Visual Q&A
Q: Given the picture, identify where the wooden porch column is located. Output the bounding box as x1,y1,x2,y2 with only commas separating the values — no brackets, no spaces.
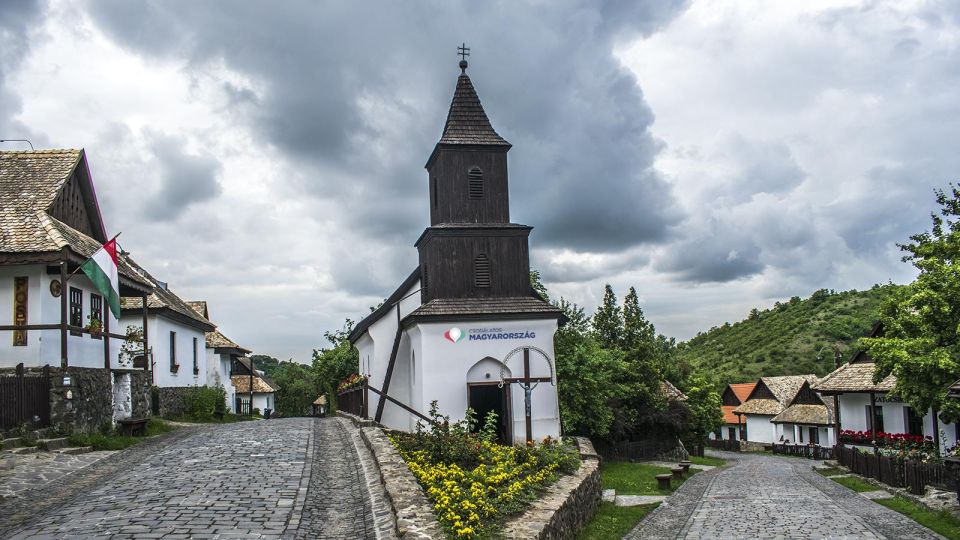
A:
60,248,68,369
869,391,877,441
103,305,111,369
933,405,941,455
142,293,151,384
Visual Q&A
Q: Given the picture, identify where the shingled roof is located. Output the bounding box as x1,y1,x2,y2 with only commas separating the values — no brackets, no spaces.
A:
771,402,836,426
437,74,511,147
0,149,150,289
404,297,562,323
811,362,896,394
119,256,215,332
186,300,252,354
231,374,278,394
660,380,688,402
734,375,818,417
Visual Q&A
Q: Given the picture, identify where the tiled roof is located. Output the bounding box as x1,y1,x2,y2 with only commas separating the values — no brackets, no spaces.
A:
185,300,251,354
811,362,896,393
771,402,835,426
119,256,215,331
406,297,562,320
313,395,327,406
231,374,278,393
40,213,151,288
729,383,756,404
949,379,960,400
0,149,82,253
660,381,688,402
734,398,782,416
437,75,510,147
722,405,742,425
185,300,208,319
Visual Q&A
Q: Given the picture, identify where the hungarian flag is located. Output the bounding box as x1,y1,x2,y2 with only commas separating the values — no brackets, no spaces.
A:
81,238,121,319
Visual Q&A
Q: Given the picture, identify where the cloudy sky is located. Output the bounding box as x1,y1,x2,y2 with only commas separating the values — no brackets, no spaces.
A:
3,0,957,361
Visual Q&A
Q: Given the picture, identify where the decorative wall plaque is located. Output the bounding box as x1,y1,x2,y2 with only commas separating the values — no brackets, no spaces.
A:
49,279,62,297
13,276,27,346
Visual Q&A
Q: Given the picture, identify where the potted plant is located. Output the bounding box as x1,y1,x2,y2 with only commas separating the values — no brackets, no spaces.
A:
85,315,102,338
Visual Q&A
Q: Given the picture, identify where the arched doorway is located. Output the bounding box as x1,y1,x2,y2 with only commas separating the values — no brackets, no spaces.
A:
466,357,512,444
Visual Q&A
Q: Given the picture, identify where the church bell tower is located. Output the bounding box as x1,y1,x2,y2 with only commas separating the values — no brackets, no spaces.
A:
417,52,533,303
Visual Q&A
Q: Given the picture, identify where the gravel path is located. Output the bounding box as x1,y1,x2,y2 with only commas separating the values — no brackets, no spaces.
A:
625,451,944,539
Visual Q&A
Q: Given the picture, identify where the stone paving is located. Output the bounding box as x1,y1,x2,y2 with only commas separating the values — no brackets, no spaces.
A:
0,450,116,501
0,418,391,539
626,451,944,539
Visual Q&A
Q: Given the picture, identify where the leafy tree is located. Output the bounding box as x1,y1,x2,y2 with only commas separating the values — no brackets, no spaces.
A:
530,270,550,302
312,319,360,408
271,362,320,416
592,284,622,349
863,186,960,421
678,373,723,448
250,354,281,380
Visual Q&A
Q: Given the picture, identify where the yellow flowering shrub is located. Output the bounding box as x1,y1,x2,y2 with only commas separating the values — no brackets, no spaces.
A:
390,403,580,538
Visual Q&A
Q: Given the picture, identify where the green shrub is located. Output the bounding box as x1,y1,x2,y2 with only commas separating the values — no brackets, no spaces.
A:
181,386,228,421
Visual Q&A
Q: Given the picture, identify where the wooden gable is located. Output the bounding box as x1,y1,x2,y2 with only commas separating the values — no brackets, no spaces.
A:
721,386,742,406
788,381,824,406
746,379,776,401
47,154,106,242
851,322,884,364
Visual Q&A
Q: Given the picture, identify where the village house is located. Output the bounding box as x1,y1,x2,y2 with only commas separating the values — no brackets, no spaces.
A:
813,324,958,454
733,374,818,446
347,58,563,444
119,257,216,417
230,356,278,416
187,300,250,414
714,382,756,442
0,149,154,431
771,379,836,446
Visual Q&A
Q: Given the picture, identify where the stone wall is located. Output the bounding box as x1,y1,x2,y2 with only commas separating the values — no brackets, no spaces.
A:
597,436,690,462
129,370,152,419
501,437,602,539
337,411,445,539
156,386,197,418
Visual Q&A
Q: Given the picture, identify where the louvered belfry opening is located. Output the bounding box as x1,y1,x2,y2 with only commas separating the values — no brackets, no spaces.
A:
474,254,491,288
468,167,483,199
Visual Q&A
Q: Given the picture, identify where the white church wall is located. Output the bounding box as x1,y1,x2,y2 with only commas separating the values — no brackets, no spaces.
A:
412,318,561,445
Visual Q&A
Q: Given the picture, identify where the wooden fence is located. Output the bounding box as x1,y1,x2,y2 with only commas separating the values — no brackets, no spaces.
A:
706,438,741,452
0,363,50,431
337,383,367,418
772,443,834,460
836,445,948,494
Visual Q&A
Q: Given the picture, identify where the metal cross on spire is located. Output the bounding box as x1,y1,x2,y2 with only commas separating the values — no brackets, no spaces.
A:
458,42,470,73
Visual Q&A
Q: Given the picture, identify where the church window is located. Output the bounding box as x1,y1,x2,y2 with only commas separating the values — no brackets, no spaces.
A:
474,254,491,288
468,167,483,199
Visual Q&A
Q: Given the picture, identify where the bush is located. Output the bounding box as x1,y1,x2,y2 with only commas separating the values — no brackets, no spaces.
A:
182,386,228,421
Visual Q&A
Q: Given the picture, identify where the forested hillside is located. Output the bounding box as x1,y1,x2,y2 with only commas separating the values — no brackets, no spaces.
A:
676,284,901,385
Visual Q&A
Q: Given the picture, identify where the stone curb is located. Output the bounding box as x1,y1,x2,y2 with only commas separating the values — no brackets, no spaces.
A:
338,412,445,539
500,436,602,539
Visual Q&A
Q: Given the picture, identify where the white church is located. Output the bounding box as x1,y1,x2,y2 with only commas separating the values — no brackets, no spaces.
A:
348,56,563,444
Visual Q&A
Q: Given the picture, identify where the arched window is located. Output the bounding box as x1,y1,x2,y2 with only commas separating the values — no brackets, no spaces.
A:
468,167,483,199
474,254,490,288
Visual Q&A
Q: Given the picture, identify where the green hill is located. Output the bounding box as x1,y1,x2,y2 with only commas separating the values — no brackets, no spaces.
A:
676,284,902,385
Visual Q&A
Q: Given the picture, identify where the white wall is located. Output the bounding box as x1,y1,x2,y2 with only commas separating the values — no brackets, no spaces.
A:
205,349,237,412
120,313,206,388
745,414,776,444
0,264,123,369
838,392,958,453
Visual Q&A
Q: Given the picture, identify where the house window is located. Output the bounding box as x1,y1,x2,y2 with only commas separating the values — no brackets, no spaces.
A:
170,331,178,372
866,405,884,433
906,406,924,436
727,427,736,440
799,427,804,443
474,254,490,288
468,167,483,199
69,287,83,333
193,337,199,375
90,294,103,339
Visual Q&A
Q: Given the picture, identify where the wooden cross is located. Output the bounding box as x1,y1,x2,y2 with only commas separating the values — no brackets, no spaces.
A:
502,348,552,443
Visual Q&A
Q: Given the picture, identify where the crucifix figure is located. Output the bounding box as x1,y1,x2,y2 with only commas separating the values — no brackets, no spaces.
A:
500,347,553,443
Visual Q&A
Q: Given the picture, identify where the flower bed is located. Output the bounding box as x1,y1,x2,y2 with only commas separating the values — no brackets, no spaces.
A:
390,403,580,538
337,373,366,393
839,430,938,461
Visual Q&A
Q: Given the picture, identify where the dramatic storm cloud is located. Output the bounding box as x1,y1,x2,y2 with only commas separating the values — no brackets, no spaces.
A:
4,0,959,358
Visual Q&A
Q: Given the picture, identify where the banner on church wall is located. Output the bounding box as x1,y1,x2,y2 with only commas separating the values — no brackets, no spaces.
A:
444,326,537,343
13,276,27,346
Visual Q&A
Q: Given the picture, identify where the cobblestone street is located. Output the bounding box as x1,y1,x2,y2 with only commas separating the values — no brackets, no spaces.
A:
628,452,943,539
0,418,389,539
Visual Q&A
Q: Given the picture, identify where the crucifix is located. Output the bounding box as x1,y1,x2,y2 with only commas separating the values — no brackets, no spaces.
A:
500,347,553,443
458,42,470,73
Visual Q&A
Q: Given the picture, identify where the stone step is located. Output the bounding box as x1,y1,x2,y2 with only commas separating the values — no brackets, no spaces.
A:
7,445,40,455
52,446,93,455
37,437,69,451
0,437,23,450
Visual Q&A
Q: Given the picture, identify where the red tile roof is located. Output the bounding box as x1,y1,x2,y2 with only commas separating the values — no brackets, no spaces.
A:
722,382,757,424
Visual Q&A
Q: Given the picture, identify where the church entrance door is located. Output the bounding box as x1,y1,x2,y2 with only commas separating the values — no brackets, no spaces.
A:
467,383,511,444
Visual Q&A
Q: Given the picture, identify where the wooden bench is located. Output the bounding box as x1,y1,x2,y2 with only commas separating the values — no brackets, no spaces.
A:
655,474,672,490
117,417,149,437
671,467,685,480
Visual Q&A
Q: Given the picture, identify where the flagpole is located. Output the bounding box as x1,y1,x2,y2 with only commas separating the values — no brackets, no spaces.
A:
63,232,121,283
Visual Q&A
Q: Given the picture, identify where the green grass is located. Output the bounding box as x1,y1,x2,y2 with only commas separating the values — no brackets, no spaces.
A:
876,496,960,539
576,502,659,540
67,419,176,451
831,475,880,493
689,455,726,467
815,467,845,477
601,462,692,495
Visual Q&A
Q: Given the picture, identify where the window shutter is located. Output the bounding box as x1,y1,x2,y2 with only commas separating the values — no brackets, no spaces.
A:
468,167,483,199
474,254,490,288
